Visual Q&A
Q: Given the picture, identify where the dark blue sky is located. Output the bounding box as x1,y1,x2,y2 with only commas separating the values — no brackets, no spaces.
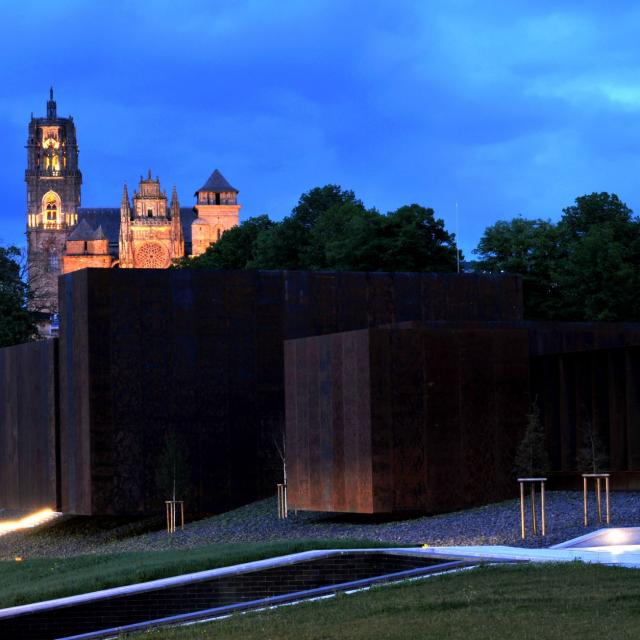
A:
2,1,640,257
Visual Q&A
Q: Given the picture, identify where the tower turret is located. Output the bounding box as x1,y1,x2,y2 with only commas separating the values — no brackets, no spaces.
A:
170,186,185,258
118,184,134,268
47,87,56,119
191,169,241,256
26,89,83,318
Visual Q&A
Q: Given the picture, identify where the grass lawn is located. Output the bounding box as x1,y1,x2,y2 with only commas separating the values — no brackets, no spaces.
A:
0,539,392,609
131,562,640,640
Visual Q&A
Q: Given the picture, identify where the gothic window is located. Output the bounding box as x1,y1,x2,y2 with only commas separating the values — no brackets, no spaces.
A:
217,228,222,241
147,208,153,217
42,190,61,226
47,250,60,273
135,242,170,268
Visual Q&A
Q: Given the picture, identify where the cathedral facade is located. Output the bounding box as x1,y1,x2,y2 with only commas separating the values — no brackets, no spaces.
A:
26,90,240,318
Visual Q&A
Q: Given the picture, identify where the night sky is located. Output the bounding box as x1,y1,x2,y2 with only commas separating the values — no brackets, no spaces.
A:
2,1,639,257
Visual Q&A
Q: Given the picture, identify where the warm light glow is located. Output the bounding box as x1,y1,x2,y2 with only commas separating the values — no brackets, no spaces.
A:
604,529,631,545
0,508,59,536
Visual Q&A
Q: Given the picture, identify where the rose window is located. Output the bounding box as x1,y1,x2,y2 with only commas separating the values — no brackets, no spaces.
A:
135,242,170,268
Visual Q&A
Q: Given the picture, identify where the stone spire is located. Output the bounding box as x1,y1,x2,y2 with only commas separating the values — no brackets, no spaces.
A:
47,86,57,119
170,186,184,257
120,183,131,220
119,183,134,268
170,185,180,218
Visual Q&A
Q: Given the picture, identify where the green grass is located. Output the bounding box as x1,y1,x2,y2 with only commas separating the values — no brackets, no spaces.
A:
0,539,392,609
130,562,640,640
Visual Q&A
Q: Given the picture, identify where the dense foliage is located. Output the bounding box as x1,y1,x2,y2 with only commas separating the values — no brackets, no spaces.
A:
178,185,460,272
474,192,640,320
0,245,37,347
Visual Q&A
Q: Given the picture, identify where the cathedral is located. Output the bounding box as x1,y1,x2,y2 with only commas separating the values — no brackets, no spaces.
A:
26,90,241,322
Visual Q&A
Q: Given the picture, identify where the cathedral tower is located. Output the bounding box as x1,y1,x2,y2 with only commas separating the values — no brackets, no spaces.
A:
26,88,82,314
118,172,184,268
191,169,241,256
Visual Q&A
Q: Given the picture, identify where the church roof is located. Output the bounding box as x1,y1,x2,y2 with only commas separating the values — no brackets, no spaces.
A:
93,225,107,240
77,209,120,243
67,219,96,241
77,207,198,245
195,169,238,194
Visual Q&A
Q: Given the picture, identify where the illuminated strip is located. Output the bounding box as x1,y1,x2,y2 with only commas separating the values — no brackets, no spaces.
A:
0,508,59,536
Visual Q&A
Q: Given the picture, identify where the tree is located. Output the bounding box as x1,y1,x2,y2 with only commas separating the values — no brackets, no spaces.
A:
155,431,190,502
250,185,361,270
315,203,384,271
576,415,608,474
377,204,459,272
554,193,640,321
177,185,460,274
474,192,640,321
560,192,635,240
513,401,550,478
0,245,37,348
474,217,561,319
175,215,274,269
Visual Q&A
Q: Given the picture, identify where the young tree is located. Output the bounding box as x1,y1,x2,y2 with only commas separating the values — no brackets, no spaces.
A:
513,401,550,478
576,416,608,474
155,431,190,502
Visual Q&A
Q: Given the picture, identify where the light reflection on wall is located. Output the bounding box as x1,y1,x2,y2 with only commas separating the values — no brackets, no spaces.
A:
0,508,59,536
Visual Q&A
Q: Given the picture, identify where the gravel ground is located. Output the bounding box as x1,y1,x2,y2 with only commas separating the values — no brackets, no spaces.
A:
2,491,640,560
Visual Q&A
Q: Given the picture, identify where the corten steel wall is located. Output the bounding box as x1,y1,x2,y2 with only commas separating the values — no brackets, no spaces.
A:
285,325,530,514
532,345,640,477
57,269,522,515
0,340,59,510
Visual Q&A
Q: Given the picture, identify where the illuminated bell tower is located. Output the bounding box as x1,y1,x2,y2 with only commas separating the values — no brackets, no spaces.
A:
26,88,82,316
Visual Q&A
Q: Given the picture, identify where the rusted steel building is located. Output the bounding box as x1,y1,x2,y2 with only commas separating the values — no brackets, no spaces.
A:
285,322,640,514
2,267,640,516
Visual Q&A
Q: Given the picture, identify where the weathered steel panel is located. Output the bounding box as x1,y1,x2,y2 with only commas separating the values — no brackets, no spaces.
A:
286,324,530,514
54,269,523,515
0,340,58,510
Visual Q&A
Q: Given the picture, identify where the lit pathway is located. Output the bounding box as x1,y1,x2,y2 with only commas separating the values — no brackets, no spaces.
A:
418,527,640,568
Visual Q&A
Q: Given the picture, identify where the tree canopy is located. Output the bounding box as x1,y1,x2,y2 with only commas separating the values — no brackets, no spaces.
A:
0,246,37,347
474,192,640,321
178,185,460,273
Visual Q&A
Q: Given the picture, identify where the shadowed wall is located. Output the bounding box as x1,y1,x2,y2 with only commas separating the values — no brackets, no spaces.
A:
285,325,530,513
57,269,522,515
286,321,640,514
0,340,58,510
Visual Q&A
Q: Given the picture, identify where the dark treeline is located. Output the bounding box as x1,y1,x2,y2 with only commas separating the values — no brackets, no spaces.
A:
3,187,640,348
179,186,640,322
175,185,460,273
473,192,640,321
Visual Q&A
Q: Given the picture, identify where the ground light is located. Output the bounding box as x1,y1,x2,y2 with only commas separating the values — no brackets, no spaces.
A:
0,508,60,536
